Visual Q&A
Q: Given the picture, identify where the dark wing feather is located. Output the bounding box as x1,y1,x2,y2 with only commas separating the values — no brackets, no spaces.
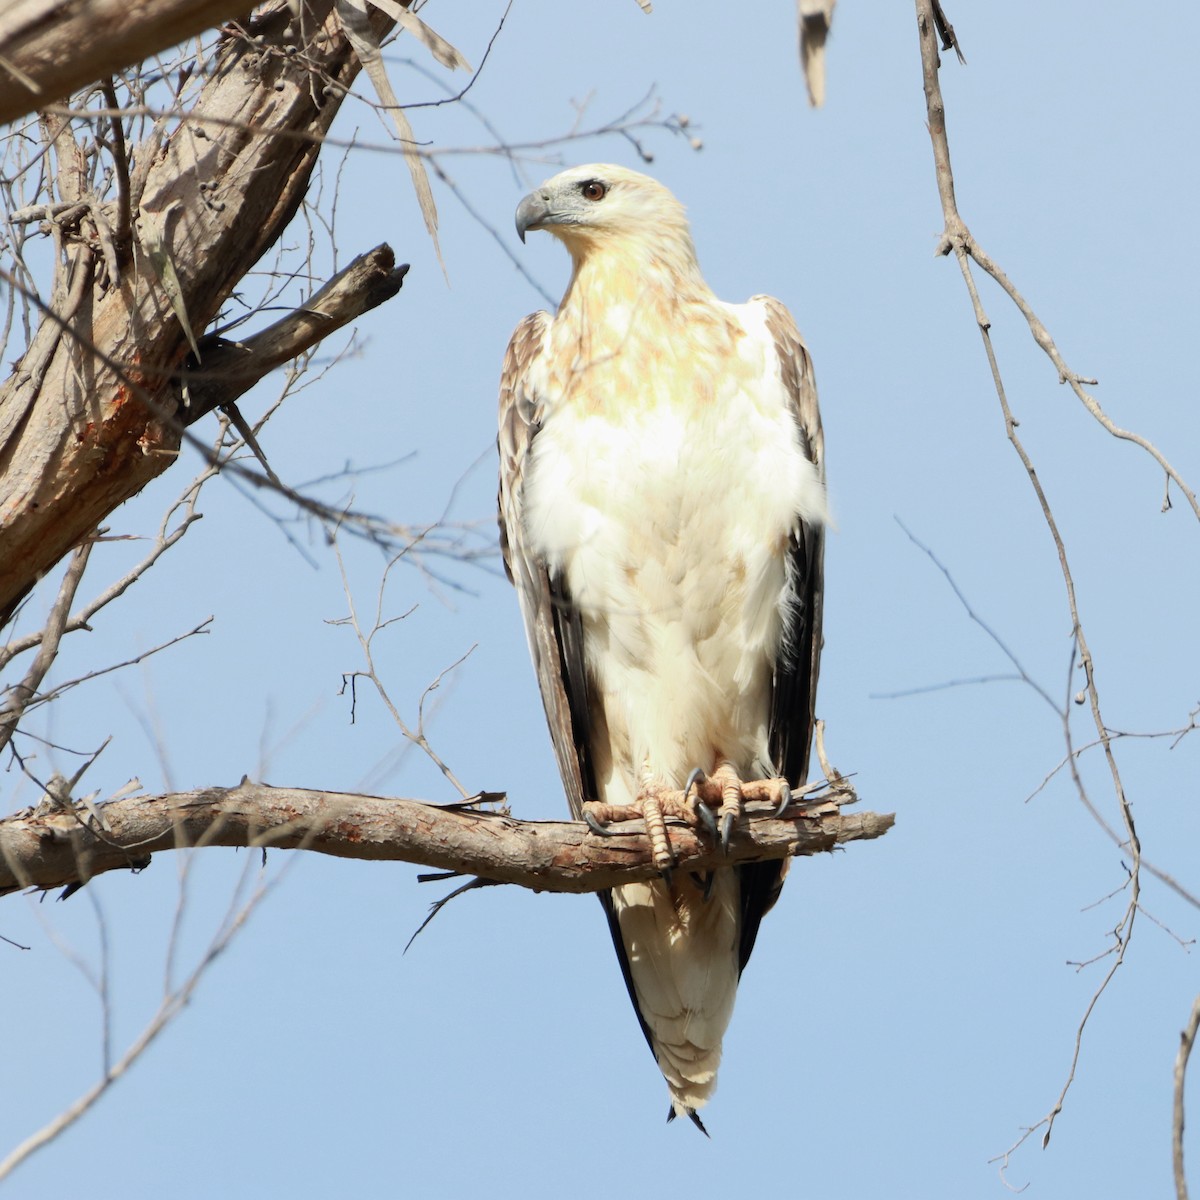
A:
760,295,825,789
498,312,596,815
736,296,826,975
497,311,655,1054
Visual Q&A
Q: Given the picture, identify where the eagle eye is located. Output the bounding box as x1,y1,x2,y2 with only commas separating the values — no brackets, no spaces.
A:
580,180,608,202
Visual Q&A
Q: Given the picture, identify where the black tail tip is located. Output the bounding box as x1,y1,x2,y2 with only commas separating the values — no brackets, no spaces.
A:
666,1103,710,1137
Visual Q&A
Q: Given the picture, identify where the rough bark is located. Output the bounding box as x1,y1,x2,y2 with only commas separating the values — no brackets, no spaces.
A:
0,0,255,127
0,781,894,896
0,0,396,625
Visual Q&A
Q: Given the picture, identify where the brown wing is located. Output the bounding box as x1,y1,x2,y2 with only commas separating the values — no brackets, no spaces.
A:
497,311,598,818
498,312,656,1055
736,295,826,973
759,294,825,790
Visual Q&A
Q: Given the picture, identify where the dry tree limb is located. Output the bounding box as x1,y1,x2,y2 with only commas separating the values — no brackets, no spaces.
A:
0,0,253,127
797,0,836,108
179,244,409,423
0,780,892,897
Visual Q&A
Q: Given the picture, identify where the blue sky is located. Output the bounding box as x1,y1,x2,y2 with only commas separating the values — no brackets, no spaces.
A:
3,2,1199,1197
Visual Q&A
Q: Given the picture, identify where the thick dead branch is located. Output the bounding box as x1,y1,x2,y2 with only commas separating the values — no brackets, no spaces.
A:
0,0,251,127
0,0,399,626
181,245,409,423
0,781,893,896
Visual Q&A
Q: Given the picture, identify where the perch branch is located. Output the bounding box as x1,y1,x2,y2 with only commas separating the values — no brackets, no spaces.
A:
0,780,892,897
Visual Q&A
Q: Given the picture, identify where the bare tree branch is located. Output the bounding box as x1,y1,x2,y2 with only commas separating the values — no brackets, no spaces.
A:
1176,991,1200,1200
0,780,891,897
179,243,409,423
0,0,255,127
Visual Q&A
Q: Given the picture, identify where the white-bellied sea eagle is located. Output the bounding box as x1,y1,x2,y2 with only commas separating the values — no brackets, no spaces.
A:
497,164,826,1130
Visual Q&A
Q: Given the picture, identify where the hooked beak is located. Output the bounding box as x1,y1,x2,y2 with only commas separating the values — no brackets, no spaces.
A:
515,191,552,244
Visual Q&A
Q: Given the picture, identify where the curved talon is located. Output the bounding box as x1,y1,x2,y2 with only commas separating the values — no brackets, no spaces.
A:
584,811,618,838
684,766,707,799
774,781,793,818
696,801,718,838
660,867,674,889
719,810,735,852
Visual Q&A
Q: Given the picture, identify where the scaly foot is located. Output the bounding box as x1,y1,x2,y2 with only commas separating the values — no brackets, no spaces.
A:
581,767,798,872
582,781,704,879
683,764,795,850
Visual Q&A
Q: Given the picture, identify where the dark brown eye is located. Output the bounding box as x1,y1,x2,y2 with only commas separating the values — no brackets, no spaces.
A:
580,180,607,202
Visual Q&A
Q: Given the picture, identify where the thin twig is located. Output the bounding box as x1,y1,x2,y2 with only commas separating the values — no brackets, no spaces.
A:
1175,991,1200,1200
0,539,94,756
0,463,214,672
99,78,131,262
0,856,273,1183
893,516,1059,714
333,535,473,798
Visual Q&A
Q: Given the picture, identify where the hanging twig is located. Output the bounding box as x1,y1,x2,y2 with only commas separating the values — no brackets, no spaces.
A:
911,0,1162,1169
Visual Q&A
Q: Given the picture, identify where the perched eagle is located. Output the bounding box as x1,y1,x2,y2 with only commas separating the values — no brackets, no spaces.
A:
497,165,826,1128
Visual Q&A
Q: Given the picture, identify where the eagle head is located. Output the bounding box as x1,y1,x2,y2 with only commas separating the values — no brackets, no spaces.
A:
514,164,692,255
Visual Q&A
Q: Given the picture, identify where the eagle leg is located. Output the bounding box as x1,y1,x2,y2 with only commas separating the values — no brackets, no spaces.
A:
581,782,701,878
639,786,673,875
693,764,793,850
678,762,747,850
